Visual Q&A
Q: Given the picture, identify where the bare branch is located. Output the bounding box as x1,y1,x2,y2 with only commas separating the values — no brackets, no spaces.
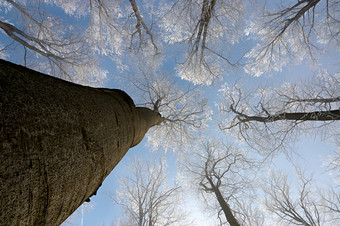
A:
128,0,159,53
111,157,189,225
245,0,339,76
219,72,340,154
230,106,340,123
183,140,256,225
263,169,339,225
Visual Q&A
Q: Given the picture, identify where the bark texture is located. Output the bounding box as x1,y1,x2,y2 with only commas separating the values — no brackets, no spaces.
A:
0,59,161,225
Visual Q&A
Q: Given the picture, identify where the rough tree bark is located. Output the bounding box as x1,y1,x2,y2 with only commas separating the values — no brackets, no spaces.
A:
0,59,163,225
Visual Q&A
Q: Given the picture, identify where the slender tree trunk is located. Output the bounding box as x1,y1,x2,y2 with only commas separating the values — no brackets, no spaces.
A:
0,59,162,225
214,187,240,226
207,179,240,226
148,204,153,226
138,204,144,226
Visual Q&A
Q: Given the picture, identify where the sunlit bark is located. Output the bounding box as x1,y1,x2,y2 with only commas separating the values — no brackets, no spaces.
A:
0,59,161,225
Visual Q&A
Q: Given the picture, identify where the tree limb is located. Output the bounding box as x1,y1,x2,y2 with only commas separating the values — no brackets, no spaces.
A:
231,105,340,123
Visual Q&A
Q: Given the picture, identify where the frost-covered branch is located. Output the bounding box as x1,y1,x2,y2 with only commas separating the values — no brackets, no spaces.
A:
190,0,217,58
159,0,244,85
323,140,340,184
122,57,210,151
245,0,339,76
128,0,159,53
1,0,108,84
319,187,340,217
219,72,340,154
229,105,340,123
0,0,163,83
111,157,189,226
262,169,340,225
182,140,260,225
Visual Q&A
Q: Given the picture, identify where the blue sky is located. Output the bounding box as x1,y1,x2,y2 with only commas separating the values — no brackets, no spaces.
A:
61,131,338,225
1,0,339,225
59,48,339,226
62,140,182,226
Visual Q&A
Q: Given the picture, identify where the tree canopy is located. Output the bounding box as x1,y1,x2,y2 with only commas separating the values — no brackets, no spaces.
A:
0,0,339,225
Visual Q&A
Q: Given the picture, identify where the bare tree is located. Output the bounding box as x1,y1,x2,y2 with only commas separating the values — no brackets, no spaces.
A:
182,140,262,226
323,138,340,184
127,0,159,53
181,139,339,225
159,0,245,84
262,169,340,225
219,72,340,154
319,186,340,220
0,0,161,83
2,0,338,84
111,157,188,226
245,0,340,76
120,55,211,151
0,0,109,84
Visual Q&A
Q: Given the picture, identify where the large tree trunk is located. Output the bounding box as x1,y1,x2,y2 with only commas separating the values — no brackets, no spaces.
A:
0,59,162,225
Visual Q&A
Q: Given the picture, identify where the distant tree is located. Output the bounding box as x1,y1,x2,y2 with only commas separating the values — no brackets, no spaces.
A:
219,71,340,154
244,0,340,76
127,0,160,53
0,0,248,85
0,0,160,83
183,140,262,226
121,55,210,151
0,0,106,84
262,169,340,225
2,0,339,84
159,0,245,85
111,157,188,226
182,139,340,225
62,202,93,225
323,138,340,183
